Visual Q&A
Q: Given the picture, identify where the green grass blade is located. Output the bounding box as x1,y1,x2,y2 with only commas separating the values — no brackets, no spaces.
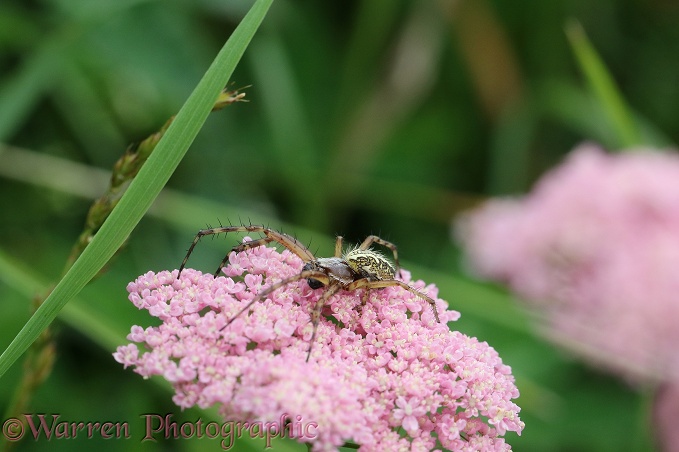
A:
0,0,273,379
566,20,642,149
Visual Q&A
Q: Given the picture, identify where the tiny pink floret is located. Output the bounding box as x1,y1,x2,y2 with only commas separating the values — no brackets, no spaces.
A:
115,240,523,451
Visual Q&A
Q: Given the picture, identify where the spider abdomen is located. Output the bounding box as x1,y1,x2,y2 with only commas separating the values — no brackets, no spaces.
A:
344,249,395,281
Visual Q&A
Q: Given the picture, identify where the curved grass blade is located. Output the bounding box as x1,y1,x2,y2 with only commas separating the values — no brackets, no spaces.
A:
0,0,274,379
566,20,642,149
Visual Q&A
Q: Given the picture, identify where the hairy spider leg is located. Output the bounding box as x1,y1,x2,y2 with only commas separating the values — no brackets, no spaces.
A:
213,236,276,276
334,235,344,257
219,269,331,334
358,235,401,276
306,283,341,362
178,225,315,277
346,278,440,323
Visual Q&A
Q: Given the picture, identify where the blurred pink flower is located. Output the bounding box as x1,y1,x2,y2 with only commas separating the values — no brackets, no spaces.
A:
114,239,523,451
653,382,679,452
458,143,679,383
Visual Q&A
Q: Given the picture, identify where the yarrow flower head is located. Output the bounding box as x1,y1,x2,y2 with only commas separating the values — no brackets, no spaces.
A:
458,143,679,383
115,239,524,451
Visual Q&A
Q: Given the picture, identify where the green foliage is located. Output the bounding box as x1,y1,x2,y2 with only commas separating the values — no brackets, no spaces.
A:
0,0,273,378
1,0,676,450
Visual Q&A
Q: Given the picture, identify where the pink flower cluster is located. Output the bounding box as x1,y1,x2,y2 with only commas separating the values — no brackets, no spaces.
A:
458,143,679,383
114,239,524,451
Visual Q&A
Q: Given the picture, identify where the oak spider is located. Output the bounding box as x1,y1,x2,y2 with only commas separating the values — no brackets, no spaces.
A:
178,225,441,361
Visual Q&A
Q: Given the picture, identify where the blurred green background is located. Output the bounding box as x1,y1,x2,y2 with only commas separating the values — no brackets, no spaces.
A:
1,0,677,450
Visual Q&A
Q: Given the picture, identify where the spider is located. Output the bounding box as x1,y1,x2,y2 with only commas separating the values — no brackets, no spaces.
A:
178,225,441,361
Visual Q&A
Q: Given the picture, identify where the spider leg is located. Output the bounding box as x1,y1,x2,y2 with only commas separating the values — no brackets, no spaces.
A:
358,235,401,277
346,278,440,323
220,270,330,331
178,225,316,277
355,288,371,320
213,236,275,277
306,282,341,362
334,236,344,258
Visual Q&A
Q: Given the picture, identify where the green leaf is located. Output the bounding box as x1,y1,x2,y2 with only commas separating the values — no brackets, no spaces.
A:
0,0,274,379
565,20,642,149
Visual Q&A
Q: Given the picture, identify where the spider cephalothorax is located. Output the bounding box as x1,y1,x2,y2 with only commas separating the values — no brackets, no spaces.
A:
302,249,394,289
178,225,441,361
